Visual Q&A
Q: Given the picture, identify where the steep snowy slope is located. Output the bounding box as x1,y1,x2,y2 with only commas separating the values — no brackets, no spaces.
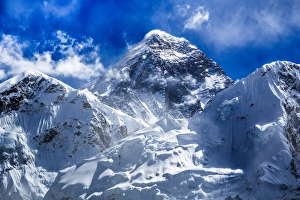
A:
0,71,144,200
189,61,300,199
86,30,232,123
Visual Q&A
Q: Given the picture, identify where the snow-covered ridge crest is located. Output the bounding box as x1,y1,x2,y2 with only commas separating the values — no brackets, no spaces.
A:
144,29,187,43
249,60,300,79
144,29,172,38
0,70,74,93
262,60,298,72
118,29,197,65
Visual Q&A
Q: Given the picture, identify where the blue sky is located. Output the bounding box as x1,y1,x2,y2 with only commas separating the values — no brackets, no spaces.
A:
0,0,300,88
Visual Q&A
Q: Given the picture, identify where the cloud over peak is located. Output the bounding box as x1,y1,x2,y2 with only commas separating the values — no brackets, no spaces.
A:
184,6,209,30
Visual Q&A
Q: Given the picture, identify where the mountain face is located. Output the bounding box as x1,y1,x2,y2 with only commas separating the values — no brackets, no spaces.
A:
86,30,233,123
0,71,144,199
1,30,300,200
189,61,300,198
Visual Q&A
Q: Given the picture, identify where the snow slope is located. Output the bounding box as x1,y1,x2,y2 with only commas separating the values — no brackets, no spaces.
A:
0,71,144,199
86,30,232,123
45,117,244,200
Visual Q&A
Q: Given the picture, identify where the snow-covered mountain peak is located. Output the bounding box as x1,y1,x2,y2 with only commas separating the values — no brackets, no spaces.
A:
144,29,174,39
262,60,297,72
132,29,200,61
189,60,300,199
87,30,233,121
0,70,74,94
143,29,187,48
250,60,300,77
17,70,45,78
0,71,73,115
263,61,300,88
0,70,146,199
243,60,300,94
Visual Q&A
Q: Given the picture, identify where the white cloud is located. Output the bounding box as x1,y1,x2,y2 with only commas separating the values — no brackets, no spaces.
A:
55,30,69,43
105,68,129,82
0,70,6,80
184,6,209,30
198,1,300,50
184,74,197,86
0,31,104,83
254,10,284,36
177,4,191,17
56,55,103,80
43,0,79,17
0,35,53,75
123,32,133,50
152,0,300,51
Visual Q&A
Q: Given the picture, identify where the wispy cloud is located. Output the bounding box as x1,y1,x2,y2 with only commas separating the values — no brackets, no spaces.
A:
43,0,80,18
0,31,104,83
0,70,6,80
199,1,300,50
150,0,300,51
184,6,209,30
177,4,191,17
122,32,133,50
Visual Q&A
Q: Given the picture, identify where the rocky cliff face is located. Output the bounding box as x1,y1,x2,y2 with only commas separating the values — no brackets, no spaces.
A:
86,30,233,123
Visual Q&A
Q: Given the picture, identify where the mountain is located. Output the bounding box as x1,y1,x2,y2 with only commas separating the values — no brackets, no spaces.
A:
85,30,233,123
2,30,300,200
45,61,300,200
0,71,144,199
189,61,300,198
0,30,233,200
